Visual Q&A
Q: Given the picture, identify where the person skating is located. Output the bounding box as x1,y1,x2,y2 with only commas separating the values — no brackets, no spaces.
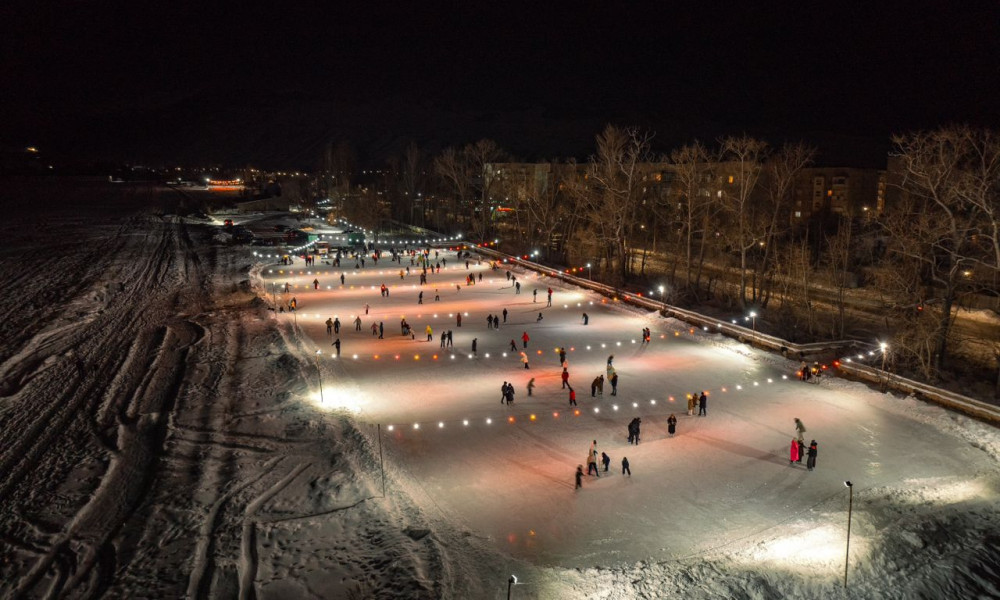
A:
575,465,584,490
446,330,453,347
789,438,800,465
667,414,677,436
527,378,535,396
502,308,508,323
568,387,577,406
610,372,619,396
794,418,807,443
520,352,530,369
371,322,378,336
533,289,537,303
500,381,508,404
418,291,423,304
561,368,570,389
333,318,340,334
582,312,589,325
332,338,341,356
591,375,602,397
807,441,818,471
547,288,553,306
601,451,611,472
326,318,333,336
522,331,529,348
457,313,462,327
440,332,447,348
698,391,707,416
487,314,494,328
559,348,567,364
622,456,631,476
587,451,600,477
354,315,362,331
425,324,433,341
797,439,805,464
379,322,384,339
472,338,477,356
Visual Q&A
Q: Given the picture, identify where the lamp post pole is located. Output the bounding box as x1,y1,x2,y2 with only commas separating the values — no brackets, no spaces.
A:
749,311,757,347
507,575,517,600
315,350,324,404
844,481,854,588
587,263,592,280
880,343,889,392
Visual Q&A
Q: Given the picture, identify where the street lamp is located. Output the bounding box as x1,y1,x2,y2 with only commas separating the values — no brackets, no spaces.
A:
315,350,325,404
586,263,592,280
658,285,665,303
749,311,757,347
508,575,517,600
879,342,889,392
844,481,854,588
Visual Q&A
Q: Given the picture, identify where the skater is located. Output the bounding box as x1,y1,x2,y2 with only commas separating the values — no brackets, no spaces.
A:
500,381,508,404
610,373,619,396
622,456,631,476
365,303,369,315
379,322,384,339
521,352,530,369
794,418,807,443
332,338,341,356
698,391,707,416
601,451,610,472
440,332,447,348
502,308,508,323
807,440,818,471
587,451,600,477
326,318,333,336
568,387,577,406
505,384,515,406
354,315,362,331
340,273,345,285
515,281,521,294
426,324,433,341
418,291,423,304
472,338,478,355
561,368,570,389
533,289,537,303
797,439,805,463
546,287,553,307
559,348,567,364
582,312,589,325
446,330,453,347
457,313,462,327
527,378,535,396
667,414,677,436
313,278,319,290
591,375,601,397
575,465,583,490
434,290,440,301
510,339,517,352
607,354,614,367
789,438,800,465
487,314,494,328
371,322,378,336
333,318,341,334
536,312,543,322
687,392,696,416
522,331,529,349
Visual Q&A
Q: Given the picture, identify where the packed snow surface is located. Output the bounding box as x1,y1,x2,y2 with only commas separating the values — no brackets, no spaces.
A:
1,200,999,599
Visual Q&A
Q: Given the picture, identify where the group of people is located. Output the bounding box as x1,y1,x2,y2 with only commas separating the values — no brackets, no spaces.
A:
577,439,630,489
790,418,819,470
686,391,708,416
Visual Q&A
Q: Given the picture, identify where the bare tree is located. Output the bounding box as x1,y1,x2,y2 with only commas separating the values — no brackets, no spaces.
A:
584,125,654,286
670,141,714,299
718,135,770,309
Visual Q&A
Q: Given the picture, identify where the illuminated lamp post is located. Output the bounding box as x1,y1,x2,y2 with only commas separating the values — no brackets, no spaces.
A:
879,342,889,392
507,575,517,599
315,350,325,404
749,311,757,347
844,481,854,588
586,263,592,280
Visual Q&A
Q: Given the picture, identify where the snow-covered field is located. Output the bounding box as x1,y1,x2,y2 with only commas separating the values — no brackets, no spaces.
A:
1,190,999,599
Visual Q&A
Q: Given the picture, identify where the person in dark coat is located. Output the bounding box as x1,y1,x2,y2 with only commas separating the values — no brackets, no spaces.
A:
601,452,611,472
333,318,341,334
332,338,341,356
575,465,584,489
807,441,818,471
698,392,707,416
622,456,631,476
797,440,805,463
591,376,602,397
610,372,619,396
633,418,641,444
667,414,677,436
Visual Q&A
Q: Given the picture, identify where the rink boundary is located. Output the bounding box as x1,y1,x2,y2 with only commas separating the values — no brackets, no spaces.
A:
473,247,1000,426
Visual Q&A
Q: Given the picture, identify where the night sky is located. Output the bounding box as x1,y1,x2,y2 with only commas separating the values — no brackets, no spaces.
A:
3,2,999,167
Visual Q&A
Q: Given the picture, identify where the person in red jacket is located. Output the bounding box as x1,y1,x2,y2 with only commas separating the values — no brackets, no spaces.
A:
561,368,570,389
522,331,530,348
789,438,800,465
568,387,577,406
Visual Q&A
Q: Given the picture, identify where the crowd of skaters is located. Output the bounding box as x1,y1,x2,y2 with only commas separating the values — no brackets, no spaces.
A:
271,243,827,494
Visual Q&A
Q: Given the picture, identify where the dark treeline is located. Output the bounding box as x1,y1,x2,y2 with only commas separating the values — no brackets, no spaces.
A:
303,126,1000,396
